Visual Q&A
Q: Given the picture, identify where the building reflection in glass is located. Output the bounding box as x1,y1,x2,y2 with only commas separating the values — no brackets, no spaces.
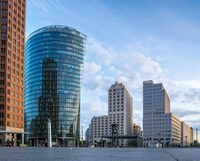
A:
25,26,86,146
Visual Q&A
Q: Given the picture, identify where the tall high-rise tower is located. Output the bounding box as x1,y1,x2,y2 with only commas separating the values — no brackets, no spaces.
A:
143,80,170,147
0,0,26,145
108,82,133,146
143,80,183,147
25,25,86,146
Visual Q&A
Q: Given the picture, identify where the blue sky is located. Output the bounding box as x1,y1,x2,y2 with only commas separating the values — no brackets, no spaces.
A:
27,0,200,135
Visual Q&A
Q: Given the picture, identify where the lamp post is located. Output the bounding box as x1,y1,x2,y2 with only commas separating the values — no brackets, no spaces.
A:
81,125,84,147
48,119,52,147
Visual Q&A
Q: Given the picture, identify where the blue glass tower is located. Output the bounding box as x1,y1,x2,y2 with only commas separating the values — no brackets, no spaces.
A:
25,26,86,146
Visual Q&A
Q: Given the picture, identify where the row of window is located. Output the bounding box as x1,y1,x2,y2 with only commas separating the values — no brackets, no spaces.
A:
6,113,23,120
28,32,85,46
2,0,25,9
25,92,79,100
25,85,80,92
27,61,82,73
109,109,124,112
109,88,124,92
2,47,23,61
26,39,84,52
26,45,84,57
7,122,23,128
25,75,81,87
10,84,23,92
1,26,24,43
109,98,124,102
109,102,124,105
109,91,124,95
94,123,108,126
7,106,23,114
7,57,24,65
25,55,83,68
7,98,23,106
11,76,23,85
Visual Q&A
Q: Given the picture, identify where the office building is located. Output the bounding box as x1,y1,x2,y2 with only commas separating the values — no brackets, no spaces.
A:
91,115,108,147
85,127,89,147
143,80,196,148
171,114,181,145
143,80,170,147
190,127,194,145
108,82,133,146
85,124,93,147
86,82,134,147
25,25,86,146
108,82,133,134
143,80,182,147
88,82,134,147
181,121,191,147
0,0,26,146
133,124,142,136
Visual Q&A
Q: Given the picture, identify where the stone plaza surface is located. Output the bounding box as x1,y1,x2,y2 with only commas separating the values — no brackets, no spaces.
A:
0,147,200,161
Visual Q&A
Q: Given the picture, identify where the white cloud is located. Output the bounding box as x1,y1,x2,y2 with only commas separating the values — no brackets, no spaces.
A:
82,37,169,129
84,62,101,77
86,37,118,66
28,0,50,13
135,53,167,78
81,37,200,131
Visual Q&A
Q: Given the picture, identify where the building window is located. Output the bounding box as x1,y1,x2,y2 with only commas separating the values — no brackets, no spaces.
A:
0,96,4,101
0,104,4,109
1,40,6,45
0,113,4,118
0,121,4,126
2,1,8,6
0,80,4,85
0,88,4,93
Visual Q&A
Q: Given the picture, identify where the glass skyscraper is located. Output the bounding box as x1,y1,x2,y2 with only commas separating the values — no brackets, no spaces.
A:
25,25,86,146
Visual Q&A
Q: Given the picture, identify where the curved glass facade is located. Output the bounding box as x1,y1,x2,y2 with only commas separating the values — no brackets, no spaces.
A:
25,25,86,146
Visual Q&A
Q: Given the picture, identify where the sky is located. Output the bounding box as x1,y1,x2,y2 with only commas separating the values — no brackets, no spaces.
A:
26,0,200,137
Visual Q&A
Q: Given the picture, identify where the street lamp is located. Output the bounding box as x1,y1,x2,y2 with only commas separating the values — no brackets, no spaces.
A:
81,124,84,147
48,119,52,147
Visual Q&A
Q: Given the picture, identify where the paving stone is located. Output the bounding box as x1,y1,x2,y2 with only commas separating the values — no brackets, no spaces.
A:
0,147,199,161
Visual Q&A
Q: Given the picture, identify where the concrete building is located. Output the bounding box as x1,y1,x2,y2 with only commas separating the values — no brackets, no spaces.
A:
171,114,181,146
108,82,133,146
87,82,134,147
25,26,86,146
143,80,182,147
133,124,142,136
0,0,26,146
85,128,89,146
181,121,191,147
85,127,89,147
190,127,194,145
88,124,93,146
91,115,108,147
85,124,93,147
143,80,170,147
